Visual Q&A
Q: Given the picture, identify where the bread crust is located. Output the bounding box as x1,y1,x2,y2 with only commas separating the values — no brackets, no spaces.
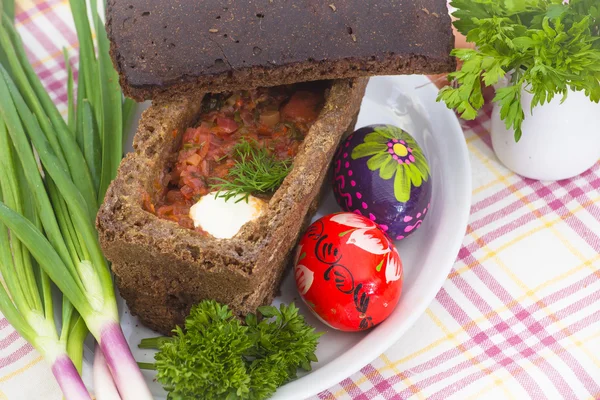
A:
106,0,455,101
96,78,368,334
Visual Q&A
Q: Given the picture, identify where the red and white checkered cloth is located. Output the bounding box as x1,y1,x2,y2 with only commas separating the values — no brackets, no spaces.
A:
3,1,600,399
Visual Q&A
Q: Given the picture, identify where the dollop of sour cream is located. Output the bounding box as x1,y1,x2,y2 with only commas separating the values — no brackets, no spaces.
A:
189,191,266,239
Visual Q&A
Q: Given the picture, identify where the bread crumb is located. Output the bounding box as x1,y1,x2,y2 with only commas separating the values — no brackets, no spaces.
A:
351,33,357,42
422,7,430,14
329,4,336,12
432,12,439,17
209,28,219,33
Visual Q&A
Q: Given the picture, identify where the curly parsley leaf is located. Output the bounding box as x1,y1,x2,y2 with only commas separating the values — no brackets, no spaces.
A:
438,0,600,141
139,300,322,400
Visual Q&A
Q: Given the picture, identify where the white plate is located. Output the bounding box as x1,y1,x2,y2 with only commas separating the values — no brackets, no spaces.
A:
83,74,471,399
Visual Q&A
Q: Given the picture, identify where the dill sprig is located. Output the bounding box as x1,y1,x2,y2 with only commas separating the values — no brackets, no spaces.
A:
213,138,292,203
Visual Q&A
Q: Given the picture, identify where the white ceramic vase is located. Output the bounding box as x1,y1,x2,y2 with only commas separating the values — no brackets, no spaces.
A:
490,87,600,181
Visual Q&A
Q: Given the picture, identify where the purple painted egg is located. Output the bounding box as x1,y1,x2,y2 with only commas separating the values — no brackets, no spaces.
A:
332,124,432,241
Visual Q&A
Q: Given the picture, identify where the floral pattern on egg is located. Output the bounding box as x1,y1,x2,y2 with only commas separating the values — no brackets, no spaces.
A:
332,125,432,240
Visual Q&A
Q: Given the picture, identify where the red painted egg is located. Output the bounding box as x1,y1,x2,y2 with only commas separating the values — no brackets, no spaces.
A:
293,212,403,331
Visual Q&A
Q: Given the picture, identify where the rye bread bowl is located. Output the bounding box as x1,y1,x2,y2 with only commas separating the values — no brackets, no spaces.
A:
97,78,368,334
106,0,456,101
99,0,456,334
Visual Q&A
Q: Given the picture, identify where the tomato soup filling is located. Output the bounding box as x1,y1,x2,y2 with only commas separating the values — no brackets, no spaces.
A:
145,82,328,232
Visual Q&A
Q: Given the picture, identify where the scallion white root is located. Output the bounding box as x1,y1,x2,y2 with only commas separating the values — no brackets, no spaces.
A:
92,343,122,400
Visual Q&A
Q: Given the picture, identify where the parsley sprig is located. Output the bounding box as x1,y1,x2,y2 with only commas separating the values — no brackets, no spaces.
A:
139,300,322,400
438,0,600,141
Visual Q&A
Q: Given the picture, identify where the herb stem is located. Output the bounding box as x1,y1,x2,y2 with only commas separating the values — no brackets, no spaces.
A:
137,362,158,371
138,336,172,349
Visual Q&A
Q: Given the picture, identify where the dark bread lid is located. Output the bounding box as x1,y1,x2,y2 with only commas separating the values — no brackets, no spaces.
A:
107,0,456,101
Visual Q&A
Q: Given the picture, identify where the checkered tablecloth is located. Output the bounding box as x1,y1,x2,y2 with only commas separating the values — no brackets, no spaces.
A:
3,1,600,399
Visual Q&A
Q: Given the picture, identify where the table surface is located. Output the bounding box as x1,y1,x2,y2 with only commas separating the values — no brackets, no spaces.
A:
2,1,600,399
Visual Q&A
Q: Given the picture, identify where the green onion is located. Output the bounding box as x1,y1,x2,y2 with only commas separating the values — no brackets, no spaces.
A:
91,0,124,203
0,15,98,218
0,119,91,399
0,0,13,22
63,48,76,134
0,67,153,400
68,0,102,141
66,315,88,374
81,100,101,191
0,1,149,397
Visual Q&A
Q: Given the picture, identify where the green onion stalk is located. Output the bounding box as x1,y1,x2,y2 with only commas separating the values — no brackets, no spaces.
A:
0,122,91,399
93,342,121,399
0,3,149,399
0,69,151,399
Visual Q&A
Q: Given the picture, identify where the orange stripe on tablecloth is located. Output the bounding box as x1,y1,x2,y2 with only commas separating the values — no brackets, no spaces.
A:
15,0,68,24
472,172,516,195
331,356,425,399
467,377,515,400
396,290,600,399
465,312,600,400
28,43,79,69
380,354,425,400
15,1,84,70
0,355,44,383
333,378,367,397
470,234,596,392
426,310,499,380
449,195,600,280
383,254,600,370
493,234,600,372
469,141,600,372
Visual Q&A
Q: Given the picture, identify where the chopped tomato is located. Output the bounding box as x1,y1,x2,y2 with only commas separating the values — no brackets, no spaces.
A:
281,91,322,123
198,122,213,132
200,160,210,176
216,117,239,134
177,149,198,170
213,161,234,179
180,185,195,199
166,190,186,204
197,134,211,159
151,82,326,231
182,128,197,143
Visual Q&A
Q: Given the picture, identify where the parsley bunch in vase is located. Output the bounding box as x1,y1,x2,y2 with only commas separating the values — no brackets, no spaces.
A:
438,0,600,181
